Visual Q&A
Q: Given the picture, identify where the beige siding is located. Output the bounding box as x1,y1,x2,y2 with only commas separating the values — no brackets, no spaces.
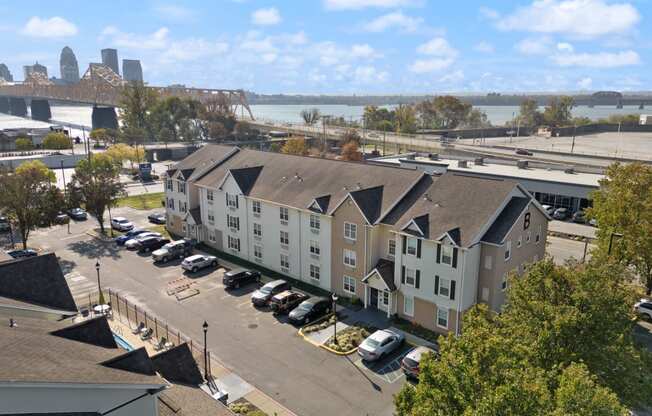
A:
396,292,457,335
477,203,548,311
330,197,367,300
166,214,184,237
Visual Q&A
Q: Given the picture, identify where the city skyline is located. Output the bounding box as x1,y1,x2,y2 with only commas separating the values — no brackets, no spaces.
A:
0,1,650,93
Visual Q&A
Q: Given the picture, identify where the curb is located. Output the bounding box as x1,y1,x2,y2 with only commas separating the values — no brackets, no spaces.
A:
297,315,359,356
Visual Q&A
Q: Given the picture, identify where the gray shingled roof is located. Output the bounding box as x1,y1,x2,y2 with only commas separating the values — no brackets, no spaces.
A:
230,166,263,195
168,144,239,182
187,207,202,225
363,259,396,291
50,316,118,349
158,383,235,416
350,186,384,224
0,253,78,313
481,197,530,244
151,343,204,386
101,347,156,376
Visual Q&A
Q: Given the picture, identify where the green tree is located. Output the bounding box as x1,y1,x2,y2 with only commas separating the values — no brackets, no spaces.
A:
89,128,109,147
14,137,34,150
463,108,490,128
118,81,159,141
394,104,417,134
199,95,237,138
518,98,543,127
281,137,308,155
587,162,652,294
300,108,321,125
0,160,55,249
43,132,72,150
543,96,574,127
72,153,125,234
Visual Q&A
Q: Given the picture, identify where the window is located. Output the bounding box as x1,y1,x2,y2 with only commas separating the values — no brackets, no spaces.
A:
310,214,320,230
207,213,215,224
310,240,320,256
526,231,531,244
166,179,173,191
439,278,451,298
403,296,414,317
405,268,416,287
280,231,289,245
437,308,449,329
441,245,453,266
177,181,186,194
167,198,175,209
228,236,240,252
406,238,417,256
253,223,262,237
343,249,357,268
484,255,492,270
207,190,214,201
344,222,357,241
517,236,522,248
280,207,289,222
227,215,239,231
208,233,216,242
343,275,356,295
180,201,187,213
252,201,261,215
254,245,262,259
381,290,389,307
226,193,238,209
388,240,396,257
501,273,508,291
280,254,289,269
310,264,320,280
504,241,512,261
535,225,541,244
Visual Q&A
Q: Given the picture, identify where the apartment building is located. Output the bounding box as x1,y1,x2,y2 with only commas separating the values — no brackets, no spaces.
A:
165,145,549,335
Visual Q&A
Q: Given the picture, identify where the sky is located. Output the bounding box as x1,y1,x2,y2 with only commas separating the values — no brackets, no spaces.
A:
1,0,651,94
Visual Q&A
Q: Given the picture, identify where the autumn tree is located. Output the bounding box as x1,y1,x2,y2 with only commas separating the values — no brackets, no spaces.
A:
394,104,417,133
14,137,34,150
340,141,363,161
587,162,652,294
0,160,55,249
43,132,72,150
281,137,308,155
89,128,108,147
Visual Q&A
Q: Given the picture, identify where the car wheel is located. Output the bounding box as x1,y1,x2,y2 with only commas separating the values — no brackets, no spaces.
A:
192,267,198,273
162,257,168,263
144,247,150,253
211,261,217,267
304,317,310,325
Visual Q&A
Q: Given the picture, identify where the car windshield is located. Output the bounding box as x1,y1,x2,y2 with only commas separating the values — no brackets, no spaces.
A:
403,357,419,368
297,302,315,311
365,339,380,348
260,286,273,295
117,219,129,223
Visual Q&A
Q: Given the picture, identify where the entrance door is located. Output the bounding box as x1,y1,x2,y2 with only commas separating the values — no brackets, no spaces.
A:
369,288,378,309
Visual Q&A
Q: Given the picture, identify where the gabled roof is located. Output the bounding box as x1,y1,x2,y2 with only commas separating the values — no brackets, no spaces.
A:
229,166,263,195
186,207,202,225
349,186,384,224
308,195,332,213
101,347,156,376
363,259,396,291
179,168,195,180
481,197,530,244
168,144,240,182
50,316,118,349
152,343,204,386
401,214,429,238
0,253,77,313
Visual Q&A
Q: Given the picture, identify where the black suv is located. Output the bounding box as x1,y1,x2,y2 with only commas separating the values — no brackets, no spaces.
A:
137,237,171,253
288,297,332,325
223,269,261,289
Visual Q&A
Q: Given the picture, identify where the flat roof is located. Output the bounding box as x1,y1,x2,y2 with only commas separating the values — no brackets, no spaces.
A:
374,155,603,188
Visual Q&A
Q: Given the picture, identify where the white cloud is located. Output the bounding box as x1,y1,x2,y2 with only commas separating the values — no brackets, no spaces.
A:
101,26,169,50
577,77,592,89
416,37,458,57
21,16,77,38
497,0,640,37
556,42,574,53
154,4,196,21
354,65,389,83
362,11,423,33
251,7,281,25
350,44,381,59
439,70,464,83
324,0,419,10
515,37,552,55
161,39,228,62
409,37,457,73
408,58,455,73
474,41,495,53
479,6,500,19
552,50,640,67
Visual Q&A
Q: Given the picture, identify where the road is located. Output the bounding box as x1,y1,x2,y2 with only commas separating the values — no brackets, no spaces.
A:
546,236,593,265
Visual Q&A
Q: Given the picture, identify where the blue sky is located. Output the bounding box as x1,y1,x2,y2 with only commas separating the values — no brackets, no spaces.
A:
1,0,650,94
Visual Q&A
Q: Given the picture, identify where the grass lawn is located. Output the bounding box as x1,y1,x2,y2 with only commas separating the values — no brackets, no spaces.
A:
115,192,165,210
148,224,171,239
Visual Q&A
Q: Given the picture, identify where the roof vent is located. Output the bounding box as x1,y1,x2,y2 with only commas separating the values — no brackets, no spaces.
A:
356,183,362,190
457,160,468,168
423,193,432,202
517,160,529,169
564,167,575,174
474,157,484,165
281,176,287,182
429,153,439,160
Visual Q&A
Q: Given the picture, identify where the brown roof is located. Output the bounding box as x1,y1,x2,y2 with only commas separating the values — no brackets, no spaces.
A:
384,173,519,247
158,383,235,416
194,149,424,220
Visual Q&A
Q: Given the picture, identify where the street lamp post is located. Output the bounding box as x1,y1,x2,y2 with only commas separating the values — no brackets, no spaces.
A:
95,260,105,305
202,321,209,381
331,293,338,345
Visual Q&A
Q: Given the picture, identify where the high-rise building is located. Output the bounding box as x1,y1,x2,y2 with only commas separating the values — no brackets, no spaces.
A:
0,63,13,82
122,59,143,82
59,46,79,84
23,62,48,79
101,48,120,76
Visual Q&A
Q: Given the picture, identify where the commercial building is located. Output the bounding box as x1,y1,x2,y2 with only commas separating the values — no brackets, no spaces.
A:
371,154,604,214
0,63,13,82
101,48,120,76
23,61,48,79
59,46,80,83
165,145,548,334
123,59,143,82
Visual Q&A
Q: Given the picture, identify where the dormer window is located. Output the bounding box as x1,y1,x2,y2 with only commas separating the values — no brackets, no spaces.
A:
177,181,186,194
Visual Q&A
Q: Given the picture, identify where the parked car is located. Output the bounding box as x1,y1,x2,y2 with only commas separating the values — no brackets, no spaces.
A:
181,254,218,273
270,290,309,315
589,218,598,227
147,212,166,224
124,232,162,249
515,148,533,156
115,229,148,246
251,279,291,307
401,346,439,379
0,216,9,232
6,249,38,259
634,299,652,320
222,268,261,289
137,237,170,253
552,207,569,220
54,212,70,224
152,239,193,263
288,297,332,325
572,210,587,224
67,208,87,220
358,329,405,362
541,204,555,216
111,217,134,231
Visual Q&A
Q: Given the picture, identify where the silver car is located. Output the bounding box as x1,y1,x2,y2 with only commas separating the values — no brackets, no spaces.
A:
358,329,405,362
111,217,134,231
181,254,218,273
124,232,161,249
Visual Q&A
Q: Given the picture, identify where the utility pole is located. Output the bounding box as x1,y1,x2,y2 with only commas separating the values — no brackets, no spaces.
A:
571,125,577,153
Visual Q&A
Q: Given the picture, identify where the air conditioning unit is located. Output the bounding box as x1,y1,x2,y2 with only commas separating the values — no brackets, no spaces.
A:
474,157,484,165
457,160,468,168
517,160,529,169
428,153,439,160
564,167,575,174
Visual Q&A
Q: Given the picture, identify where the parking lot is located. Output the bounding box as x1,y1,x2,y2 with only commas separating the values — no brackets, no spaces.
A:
14,206,407,416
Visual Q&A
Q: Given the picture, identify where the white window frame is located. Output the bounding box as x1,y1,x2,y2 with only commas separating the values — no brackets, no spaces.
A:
228,236,240,252
406,238,417,256
280,254,289,269
344,222,357,241
309,240,320,256
343,249,357,268
504,241,512,261
441,245,453,266
253,223,262,237
166,179,173,191
403,295,414,317
252,200,261,215
254,245,262,259
343,275,356,295
501,273,508,291
439,278,451,298
167,198,175,209
310,214,320,230
388,240,396,257
405,268,416,287
381,290,389,307
310,264,320,280
526,231,531,244
206,190,214,201
437,308,449,329
280,207,289,221
535,225,541,244
226,193,238,209
517,235,522,248
207,213,215,224
208,233,216,243
177,181,186,194
227,215,239,230
280,230,289,246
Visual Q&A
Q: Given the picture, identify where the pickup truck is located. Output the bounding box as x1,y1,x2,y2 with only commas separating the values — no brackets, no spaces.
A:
152,239,193,263
269,290,309,315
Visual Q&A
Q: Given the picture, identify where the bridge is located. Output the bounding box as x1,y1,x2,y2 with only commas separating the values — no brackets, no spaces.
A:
0,63,254,130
